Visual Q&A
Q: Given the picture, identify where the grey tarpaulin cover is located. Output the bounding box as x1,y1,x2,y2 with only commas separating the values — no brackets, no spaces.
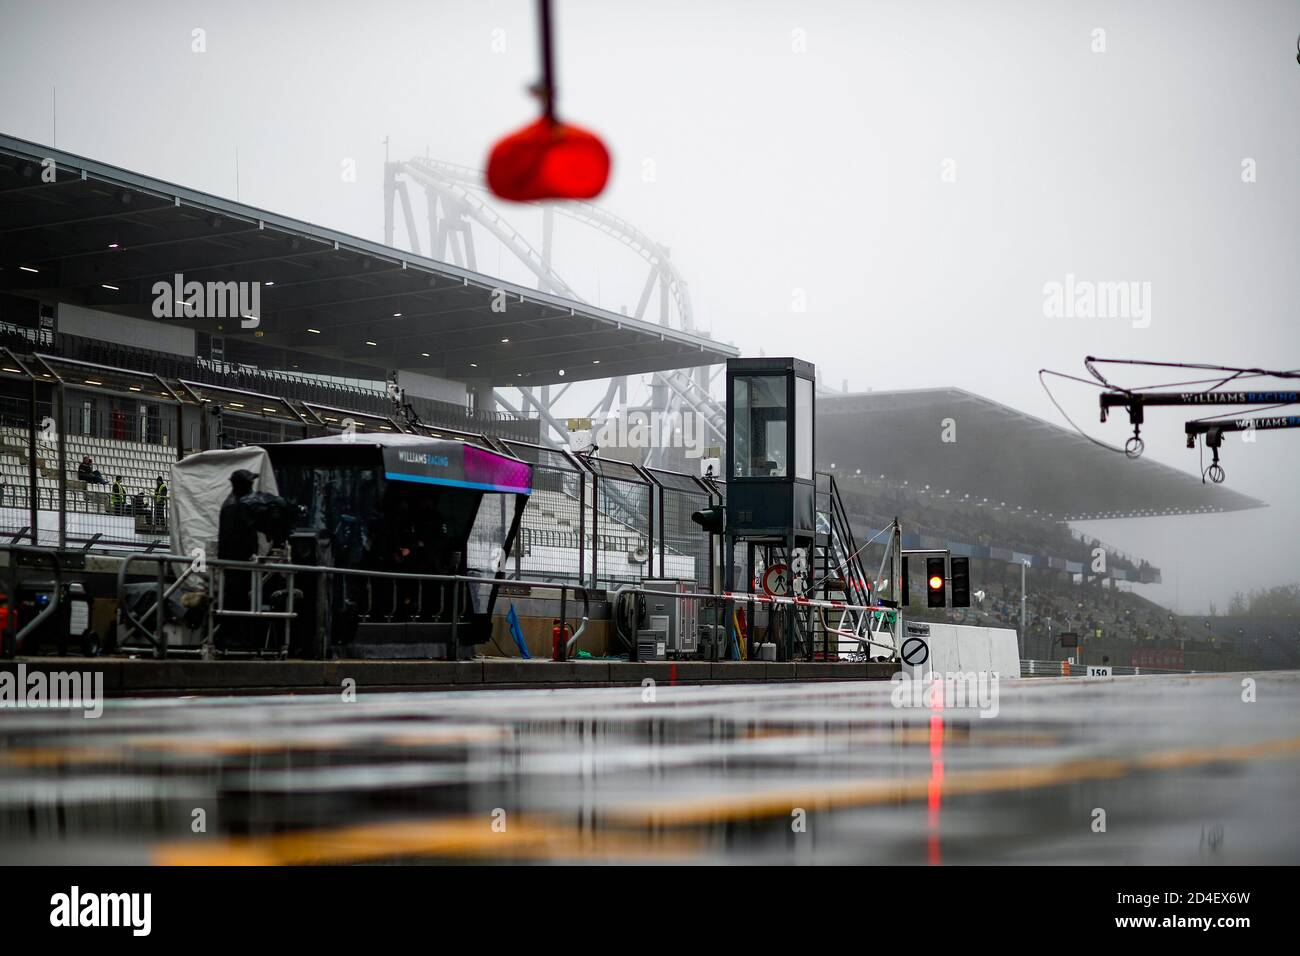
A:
169,447,278,558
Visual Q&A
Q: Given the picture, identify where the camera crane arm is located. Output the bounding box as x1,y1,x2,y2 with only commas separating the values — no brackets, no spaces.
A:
1183,414,1300,483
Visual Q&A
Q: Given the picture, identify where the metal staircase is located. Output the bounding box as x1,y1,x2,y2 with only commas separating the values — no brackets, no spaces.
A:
811,472,879,659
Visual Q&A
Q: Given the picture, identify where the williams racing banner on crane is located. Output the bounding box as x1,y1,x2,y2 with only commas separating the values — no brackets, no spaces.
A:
381,440,532,496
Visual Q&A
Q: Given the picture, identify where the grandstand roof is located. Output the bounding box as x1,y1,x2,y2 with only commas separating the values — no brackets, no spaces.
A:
0,134,736,386
817,387,1265,520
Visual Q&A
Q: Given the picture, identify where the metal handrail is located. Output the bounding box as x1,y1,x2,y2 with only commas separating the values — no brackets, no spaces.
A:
115,551,208,657
114,550,598,658
1018,658,1192,676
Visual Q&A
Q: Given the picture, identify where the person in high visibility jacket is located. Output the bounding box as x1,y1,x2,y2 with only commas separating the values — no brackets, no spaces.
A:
153,475,168,525
110,476,126,516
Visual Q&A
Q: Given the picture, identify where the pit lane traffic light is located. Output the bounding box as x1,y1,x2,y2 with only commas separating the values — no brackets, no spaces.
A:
951,556,970,608
926,556,946,608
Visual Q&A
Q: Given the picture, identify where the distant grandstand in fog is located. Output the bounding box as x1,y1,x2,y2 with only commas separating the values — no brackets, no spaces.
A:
812,386,1277,661
817,387,1264,521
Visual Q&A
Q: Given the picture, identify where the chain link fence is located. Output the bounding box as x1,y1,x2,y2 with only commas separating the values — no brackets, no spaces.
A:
502,440,590,584
650,466,714,588
582,456,653,589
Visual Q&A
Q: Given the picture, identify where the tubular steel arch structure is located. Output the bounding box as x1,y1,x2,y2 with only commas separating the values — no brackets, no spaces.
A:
384,155,725,466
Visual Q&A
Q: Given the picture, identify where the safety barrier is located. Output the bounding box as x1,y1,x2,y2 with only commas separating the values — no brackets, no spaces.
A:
113,550,593,660
1019,658,1192,676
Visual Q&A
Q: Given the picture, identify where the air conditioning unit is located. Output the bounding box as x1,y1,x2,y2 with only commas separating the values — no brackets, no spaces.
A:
636,629,667,661
642,578,698,656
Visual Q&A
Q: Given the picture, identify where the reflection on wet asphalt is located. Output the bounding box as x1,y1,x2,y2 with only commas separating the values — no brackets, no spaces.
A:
1,671,1297,864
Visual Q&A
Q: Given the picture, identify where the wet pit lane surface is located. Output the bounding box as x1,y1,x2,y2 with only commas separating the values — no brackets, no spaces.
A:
1,671,1297,864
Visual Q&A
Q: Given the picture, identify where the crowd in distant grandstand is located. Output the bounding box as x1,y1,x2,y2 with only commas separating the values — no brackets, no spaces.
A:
835,472,1150,575
920,575,1298,671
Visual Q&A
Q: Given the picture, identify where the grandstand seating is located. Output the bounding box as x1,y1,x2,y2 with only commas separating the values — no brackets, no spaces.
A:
836,473,1155,579
0,426,174,517
525,487,645,540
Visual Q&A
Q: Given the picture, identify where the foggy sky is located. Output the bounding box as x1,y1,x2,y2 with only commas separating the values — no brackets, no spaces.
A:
0,0,1296,614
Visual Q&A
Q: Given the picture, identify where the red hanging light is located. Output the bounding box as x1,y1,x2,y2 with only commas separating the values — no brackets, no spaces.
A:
487,0,611,202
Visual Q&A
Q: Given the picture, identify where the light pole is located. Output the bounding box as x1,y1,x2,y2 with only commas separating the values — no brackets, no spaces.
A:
1020,560,1028,655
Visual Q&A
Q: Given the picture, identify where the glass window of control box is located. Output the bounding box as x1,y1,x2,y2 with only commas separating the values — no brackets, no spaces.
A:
795,376,812,480
732,375,788,478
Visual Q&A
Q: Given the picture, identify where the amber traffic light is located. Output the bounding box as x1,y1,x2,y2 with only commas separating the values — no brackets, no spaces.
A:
926,556,946,608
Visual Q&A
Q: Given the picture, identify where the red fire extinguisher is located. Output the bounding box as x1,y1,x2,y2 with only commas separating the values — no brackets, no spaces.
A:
551,618,574,661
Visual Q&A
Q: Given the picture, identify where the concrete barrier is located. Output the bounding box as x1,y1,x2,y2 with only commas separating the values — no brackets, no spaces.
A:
902,623,1022,679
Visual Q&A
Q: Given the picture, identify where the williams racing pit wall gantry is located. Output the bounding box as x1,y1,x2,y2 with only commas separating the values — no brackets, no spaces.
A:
130,432,535,660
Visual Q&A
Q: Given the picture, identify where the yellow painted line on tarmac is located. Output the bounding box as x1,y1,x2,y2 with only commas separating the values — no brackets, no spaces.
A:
601,734,1300,827
126,735,353,756
0,737,352,764
153,816,703,866
0,727,507,766
0,745,124,768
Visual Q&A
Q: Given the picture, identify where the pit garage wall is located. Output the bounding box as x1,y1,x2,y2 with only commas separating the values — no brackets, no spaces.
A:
486,595,612,658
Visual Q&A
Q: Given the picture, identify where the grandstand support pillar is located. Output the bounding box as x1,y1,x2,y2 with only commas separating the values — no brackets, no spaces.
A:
55,382,66,549
1020,560,1028,657
173,401,183,460
470,383,495,419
